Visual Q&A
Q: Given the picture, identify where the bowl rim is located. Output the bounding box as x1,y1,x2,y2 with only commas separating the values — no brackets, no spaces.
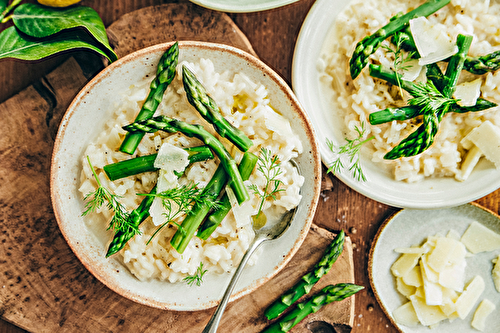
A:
50,40,322,310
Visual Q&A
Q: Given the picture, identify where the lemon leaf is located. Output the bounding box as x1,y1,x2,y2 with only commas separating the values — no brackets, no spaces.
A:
11,3,117,61
0,26,112,62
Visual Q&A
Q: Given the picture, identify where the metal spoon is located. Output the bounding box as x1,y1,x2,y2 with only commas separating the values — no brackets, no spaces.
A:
202,162,299,333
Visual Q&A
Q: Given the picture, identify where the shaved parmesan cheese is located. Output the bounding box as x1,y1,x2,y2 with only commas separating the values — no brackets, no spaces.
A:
438,260,466,292
461,121,500,169
154,143,189,173
471,299,496,331
410,295,448,326
401,59,423,81
457,146,483,182
455,275,485,319
398,277,417,298
391,252,422,277
409,17,458,66
491,254,500,292
453,79,482,107
460,221,500,254
403,265,423,287
393,302,420,328
427,237,464,272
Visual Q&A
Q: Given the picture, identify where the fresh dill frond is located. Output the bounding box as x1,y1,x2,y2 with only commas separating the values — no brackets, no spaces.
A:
327,123,374,182
82,156,133,234
183,262,208,287
249,148,285,217
140,182,221,243
382,34,416,98
408,81,455,114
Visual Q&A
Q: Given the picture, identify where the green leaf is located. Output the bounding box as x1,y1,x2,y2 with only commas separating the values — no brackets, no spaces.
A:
0,0,8,13
12,3,117,61
0,26,112,62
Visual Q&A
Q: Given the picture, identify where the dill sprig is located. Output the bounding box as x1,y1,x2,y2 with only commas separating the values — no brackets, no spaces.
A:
249,148,285,217
408,80,455,114
382,34,416,98
183,262,208,287
140,182,221,243
327,123,374,182
82,156,137,234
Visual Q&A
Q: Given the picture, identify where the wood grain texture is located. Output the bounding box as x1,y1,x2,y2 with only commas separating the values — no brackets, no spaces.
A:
1,0,500,333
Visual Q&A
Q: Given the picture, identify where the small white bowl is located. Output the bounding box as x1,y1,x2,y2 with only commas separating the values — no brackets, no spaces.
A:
50,41,321,311
292,0,500,209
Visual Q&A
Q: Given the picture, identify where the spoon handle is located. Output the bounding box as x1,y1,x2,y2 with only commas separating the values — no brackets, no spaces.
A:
202,234,266,333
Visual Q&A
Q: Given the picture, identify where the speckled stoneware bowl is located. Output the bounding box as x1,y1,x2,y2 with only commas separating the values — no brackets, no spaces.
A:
50,41,321,311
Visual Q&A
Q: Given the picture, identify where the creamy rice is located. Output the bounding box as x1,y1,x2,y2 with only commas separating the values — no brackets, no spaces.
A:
79,58,304,282
319,0,500,182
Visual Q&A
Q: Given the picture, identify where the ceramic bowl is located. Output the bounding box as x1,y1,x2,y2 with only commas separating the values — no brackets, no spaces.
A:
189,0,299,13
292,0,500,209
50,41,321,311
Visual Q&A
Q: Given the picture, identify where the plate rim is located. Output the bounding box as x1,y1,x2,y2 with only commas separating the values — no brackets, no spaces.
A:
189,0,300,13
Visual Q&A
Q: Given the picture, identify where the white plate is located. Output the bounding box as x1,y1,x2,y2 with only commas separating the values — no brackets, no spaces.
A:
51,41,321,311
189,0,299,13
292,0,500,209
369,203,500,332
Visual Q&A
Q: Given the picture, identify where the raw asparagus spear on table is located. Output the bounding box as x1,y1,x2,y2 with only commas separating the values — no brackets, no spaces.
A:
119,42,179,155
349,0,451,79
103,145,213,181
265,230,345,320
262,283,364,333
182,65,253,152
384,34,473,160
122,115,250,204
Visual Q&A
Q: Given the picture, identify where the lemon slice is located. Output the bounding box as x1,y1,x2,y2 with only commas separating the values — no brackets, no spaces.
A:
37,0,82,7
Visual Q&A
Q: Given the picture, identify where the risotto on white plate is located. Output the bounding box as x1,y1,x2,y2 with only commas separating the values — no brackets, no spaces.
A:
318,0,500,183
78,57,304,283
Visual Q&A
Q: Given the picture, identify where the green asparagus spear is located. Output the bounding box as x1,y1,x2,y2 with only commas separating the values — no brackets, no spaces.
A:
122,115,249,204
369,98,497,125
262,283,364,333
391,29,500,75
368,63,496,125
106,185,156,257
197,152,258,240
170,164,227,253
349,0,450,79
464,50,500,75
384,34,473,159
182,65,253,152
264,230,345,320
103,145,213,181
119,42,179,155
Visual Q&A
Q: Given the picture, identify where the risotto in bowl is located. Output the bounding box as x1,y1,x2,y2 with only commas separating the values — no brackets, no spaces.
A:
293,0,500,208
50,41,321,310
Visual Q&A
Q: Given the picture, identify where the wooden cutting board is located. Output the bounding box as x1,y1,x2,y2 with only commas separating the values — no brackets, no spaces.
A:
0,3,355,332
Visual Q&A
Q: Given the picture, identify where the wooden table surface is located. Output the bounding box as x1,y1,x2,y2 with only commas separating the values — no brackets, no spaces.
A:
1,0,499,332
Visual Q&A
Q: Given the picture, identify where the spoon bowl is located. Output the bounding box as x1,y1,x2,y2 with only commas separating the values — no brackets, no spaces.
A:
202,160,300,333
